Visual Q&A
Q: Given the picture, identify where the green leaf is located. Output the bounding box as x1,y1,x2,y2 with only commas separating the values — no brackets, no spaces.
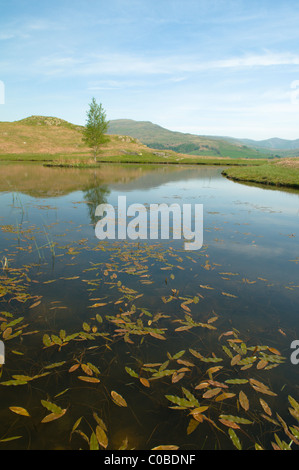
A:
225,379,248,384
173,350,186,360
181,387,200,407
220,414,253,425
89,431,99,450
165,395,195,408
228,428,242,450
0,436,22,442
125,367,139,378
41,400,64,415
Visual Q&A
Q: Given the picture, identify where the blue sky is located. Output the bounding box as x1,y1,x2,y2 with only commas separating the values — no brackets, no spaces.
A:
1,0,299,139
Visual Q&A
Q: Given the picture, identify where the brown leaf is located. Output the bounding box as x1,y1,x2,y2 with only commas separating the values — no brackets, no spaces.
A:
9,407,30,417
111,391,127,407
267,347,281,355
219,419,240,429
202,388,221,399
2,327,12,339
195,381,210,390
181,303,191,312
172,372,185,384
239,390,249,411
259,398,272,416
77,376,100,383
139,377,150,388
81,364,93,376
29,300,41,309
231,354,241,366
257,359,268,370
215,392,236,402
69,363,80,373
149,332,166,340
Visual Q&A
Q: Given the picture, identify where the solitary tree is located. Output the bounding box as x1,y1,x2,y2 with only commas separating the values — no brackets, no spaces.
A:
82,98,109,161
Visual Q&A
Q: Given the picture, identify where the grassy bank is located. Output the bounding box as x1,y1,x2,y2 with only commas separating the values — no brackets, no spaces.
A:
222,158,299,189
42,153,269,168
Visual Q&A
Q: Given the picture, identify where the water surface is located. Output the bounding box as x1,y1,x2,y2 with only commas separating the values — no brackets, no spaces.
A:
0,163,298,450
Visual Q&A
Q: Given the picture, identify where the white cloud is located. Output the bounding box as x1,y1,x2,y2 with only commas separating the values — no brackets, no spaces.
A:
34,50,299,79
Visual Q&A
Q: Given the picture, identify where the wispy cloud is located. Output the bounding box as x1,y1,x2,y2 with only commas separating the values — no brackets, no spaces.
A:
34,51,299,79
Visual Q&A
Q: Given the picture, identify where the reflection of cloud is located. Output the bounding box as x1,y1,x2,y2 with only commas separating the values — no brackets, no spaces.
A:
211,238,287,259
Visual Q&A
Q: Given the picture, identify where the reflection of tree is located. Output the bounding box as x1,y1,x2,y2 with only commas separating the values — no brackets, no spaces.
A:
82,172,110,225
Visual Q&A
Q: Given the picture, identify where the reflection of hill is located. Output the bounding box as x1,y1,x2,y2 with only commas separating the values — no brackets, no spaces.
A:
0,163,156,197
108,165,223,191
0,162,224,198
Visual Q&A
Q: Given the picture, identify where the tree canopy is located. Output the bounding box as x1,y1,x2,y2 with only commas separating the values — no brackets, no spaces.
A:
82,98,109,160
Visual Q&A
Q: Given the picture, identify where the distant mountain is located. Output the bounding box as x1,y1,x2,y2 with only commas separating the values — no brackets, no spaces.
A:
240,137,299,151
107,119,275,159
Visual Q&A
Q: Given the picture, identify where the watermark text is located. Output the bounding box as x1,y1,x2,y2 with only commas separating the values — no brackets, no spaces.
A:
95,196,203,250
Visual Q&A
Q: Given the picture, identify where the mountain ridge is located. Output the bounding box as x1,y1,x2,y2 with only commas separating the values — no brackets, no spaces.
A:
108,119,299,152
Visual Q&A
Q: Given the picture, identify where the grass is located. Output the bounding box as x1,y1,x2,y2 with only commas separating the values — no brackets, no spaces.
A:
222,158,299,189
43,153,269,167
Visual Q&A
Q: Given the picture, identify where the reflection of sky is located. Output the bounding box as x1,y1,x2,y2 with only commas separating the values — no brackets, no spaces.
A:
0,167,298,275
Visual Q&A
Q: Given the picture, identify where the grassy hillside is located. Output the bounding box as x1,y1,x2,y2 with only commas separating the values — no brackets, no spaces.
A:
0,115,274,165
108,119,273,159
0,115,163,160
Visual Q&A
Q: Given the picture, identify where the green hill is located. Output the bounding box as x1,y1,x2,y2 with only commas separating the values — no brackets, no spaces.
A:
107,119,273,159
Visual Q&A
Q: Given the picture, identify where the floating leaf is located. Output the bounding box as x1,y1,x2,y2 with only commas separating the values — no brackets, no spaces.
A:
96,425,108,449
202,388,222,399
111,391,127,407
172,372,185,383
41,409,66,423
173,350,186,360
187,418,199,435
165,395,194,408
225,379,248,385
228,428,242,450
81,364,93,376
69,363,80,373
182,387,200,407
140,377,150,388
29,300,41,309
2,328,12,339
151,445,179,450
125,367,139,378
41,400,64,415
78,376,100,383
9,407,30,417
219,414,253,425
215,392,236,402
219,419,240,429
89,432,99,450
44,361,66,370
231,354,241,366
152,369,176,379
239,391,249,411
0,436,22,442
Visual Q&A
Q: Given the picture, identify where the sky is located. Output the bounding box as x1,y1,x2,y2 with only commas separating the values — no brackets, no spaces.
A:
1,0,299,140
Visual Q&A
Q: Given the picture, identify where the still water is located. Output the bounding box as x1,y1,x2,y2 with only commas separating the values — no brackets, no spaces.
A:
0,162,298,450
